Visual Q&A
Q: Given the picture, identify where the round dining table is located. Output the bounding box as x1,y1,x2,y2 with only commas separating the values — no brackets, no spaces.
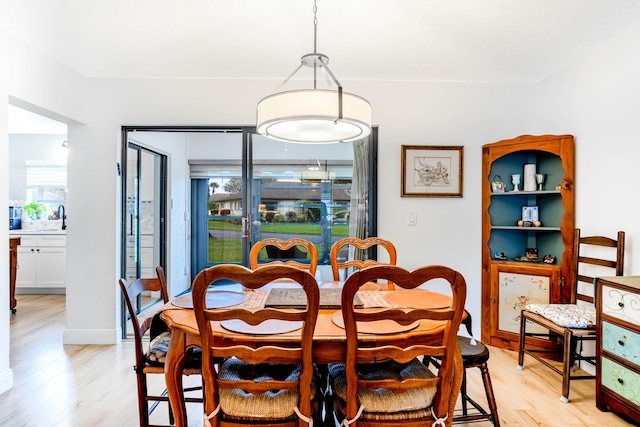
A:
160,288,463,427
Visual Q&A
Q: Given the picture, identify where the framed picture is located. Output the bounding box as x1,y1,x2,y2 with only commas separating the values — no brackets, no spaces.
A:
401,145,463,197
522,206,539,222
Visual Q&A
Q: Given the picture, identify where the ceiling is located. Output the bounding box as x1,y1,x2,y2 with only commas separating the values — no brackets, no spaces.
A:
2,0,640,83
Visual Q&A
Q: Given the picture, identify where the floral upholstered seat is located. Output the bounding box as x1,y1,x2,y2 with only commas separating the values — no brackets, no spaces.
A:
525,303,596,329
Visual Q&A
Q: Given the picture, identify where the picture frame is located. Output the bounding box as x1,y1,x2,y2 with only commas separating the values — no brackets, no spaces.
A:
522,206,539,222
401,145,463,197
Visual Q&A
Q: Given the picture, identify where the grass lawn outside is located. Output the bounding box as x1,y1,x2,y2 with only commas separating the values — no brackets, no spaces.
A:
207,219,349,262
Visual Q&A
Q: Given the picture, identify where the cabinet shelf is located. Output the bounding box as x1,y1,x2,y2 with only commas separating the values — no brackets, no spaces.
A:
491,226,560,231
491,190,560,197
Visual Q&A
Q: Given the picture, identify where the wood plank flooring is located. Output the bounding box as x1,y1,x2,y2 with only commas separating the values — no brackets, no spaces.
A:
1,295,635,426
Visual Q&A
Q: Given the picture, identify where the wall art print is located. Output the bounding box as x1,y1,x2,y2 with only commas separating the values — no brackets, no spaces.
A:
401,145,463,197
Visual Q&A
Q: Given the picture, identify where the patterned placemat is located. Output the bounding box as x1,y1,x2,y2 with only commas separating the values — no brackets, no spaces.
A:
356,291,394,308
265,288,363,309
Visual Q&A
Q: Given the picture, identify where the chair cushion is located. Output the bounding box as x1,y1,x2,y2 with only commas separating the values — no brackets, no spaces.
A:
328,358,437,414
146,331,171,365
217,357,314,420
525,303,596,328
145,331,201,368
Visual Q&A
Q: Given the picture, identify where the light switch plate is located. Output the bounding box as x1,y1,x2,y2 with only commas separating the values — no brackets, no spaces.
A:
408,210,417,226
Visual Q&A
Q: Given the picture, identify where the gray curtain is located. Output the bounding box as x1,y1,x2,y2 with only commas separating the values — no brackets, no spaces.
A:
348,137,370,264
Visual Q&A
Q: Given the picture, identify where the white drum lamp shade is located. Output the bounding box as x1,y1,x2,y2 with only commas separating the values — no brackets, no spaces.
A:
257,89,371,144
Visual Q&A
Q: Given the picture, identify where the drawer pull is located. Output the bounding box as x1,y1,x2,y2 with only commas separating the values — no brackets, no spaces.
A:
617,378,625,385
618,302,625,308
617,340,625,346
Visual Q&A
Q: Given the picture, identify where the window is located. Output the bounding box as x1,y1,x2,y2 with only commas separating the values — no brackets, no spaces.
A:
25,161,67,214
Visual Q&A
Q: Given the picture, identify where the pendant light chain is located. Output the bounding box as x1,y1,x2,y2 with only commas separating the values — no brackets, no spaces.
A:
313,0,318,54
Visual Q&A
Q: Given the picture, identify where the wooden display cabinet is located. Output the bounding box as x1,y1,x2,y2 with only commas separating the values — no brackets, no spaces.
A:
481,134,575,350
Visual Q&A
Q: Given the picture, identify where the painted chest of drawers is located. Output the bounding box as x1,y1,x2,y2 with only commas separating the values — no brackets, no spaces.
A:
596,276,640,424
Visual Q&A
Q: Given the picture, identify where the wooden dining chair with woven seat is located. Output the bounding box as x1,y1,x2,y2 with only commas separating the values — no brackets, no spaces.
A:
327,237,397,290
517,229,625,403
119,266,202,427
328,264,467,427
250,238,318,276
192,264,322,427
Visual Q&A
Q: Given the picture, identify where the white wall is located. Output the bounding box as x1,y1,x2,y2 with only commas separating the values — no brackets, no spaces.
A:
0,29,12,396
536,19,640,275
2,17,640,395
1,28,87,393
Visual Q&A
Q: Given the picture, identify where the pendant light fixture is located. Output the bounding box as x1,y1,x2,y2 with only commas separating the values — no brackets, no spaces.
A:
256,0,371,144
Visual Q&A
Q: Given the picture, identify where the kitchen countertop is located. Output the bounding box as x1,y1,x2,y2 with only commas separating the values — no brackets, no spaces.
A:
10,229,67,235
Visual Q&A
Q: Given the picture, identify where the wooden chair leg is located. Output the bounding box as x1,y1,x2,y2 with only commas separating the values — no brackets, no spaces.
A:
517,313,526,369
136,372,150,427
479,362,500,426
561,329,572,403
460,369,469,417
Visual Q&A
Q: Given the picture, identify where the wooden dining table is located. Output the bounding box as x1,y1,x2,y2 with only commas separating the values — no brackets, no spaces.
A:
160,286,463,427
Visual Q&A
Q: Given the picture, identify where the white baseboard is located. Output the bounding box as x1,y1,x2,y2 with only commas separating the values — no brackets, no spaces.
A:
0,368,14,395
63,329,119,345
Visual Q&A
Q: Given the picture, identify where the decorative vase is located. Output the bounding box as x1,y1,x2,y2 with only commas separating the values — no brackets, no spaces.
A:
523,164,537,191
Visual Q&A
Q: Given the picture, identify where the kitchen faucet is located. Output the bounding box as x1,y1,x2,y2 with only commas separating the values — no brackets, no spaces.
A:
57,204,67,230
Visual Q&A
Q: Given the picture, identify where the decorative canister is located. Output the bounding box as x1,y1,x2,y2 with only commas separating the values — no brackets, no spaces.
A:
523,164,537,191
491,175,505,193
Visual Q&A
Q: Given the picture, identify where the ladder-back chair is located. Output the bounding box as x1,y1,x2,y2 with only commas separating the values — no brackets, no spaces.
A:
517,229,625,402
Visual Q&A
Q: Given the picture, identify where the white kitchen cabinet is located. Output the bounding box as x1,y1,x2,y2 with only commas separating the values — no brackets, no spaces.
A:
125,234,156,282
15,233,66,291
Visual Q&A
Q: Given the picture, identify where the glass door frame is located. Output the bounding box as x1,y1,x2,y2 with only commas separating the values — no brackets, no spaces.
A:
120,128,169,338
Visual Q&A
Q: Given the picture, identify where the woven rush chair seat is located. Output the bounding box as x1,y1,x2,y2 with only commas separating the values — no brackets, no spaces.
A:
217,358,318,420
329,359,437,419
524,303,595,328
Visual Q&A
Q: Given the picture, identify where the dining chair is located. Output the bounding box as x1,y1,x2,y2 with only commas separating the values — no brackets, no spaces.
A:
192,263,321,427
328,237,397,290
250,237,318,276
328,264,467,427
425,311,500,426
517,229,625,402
119,266,202,427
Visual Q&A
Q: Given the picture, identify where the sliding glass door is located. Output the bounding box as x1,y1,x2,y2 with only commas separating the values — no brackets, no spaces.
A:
121,140,167,338
190,128,378,278
119,126,378,289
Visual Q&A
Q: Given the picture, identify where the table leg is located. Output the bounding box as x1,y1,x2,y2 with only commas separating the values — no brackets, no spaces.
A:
166,328,188,427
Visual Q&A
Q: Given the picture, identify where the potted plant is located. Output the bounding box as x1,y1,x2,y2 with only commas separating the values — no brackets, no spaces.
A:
22,201,47,220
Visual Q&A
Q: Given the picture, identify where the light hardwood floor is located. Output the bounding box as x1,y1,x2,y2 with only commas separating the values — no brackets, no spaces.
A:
1,295,635,426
